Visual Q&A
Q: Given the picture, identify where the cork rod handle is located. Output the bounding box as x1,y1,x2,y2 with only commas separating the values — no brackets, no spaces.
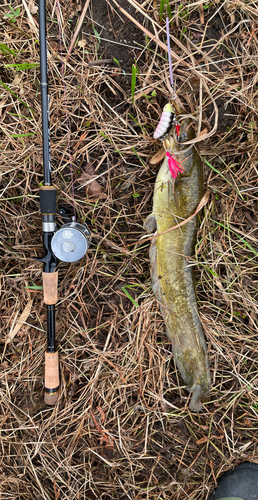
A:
44,351,59,405
42,272,59,405
42,271,58,305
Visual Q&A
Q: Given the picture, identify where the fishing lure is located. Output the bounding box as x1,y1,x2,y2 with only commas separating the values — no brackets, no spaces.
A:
154,103,175,140
154,103,180,141
166,152,184,179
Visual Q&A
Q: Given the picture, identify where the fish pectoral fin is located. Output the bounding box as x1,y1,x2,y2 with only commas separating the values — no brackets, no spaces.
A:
144,214,157,233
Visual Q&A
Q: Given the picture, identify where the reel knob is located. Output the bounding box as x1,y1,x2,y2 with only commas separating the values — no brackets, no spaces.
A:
51,222,91,263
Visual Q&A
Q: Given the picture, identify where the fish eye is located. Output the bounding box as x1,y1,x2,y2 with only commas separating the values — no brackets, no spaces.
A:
178,131,187,142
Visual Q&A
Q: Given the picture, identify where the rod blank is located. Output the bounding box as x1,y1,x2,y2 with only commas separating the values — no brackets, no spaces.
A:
39,0,51,186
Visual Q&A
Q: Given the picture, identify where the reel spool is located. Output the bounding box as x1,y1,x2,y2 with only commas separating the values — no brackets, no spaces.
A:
51,220,91,263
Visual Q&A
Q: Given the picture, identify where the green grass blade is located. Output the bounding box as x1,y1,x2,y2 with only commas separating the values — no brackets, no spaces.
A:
131,64,137,106
4,63,39,71
8,112,33,120
205,160,244,200
132,146,146,169
166,0,172,20
11,132,37,138
211,219,258,256
121,286,139,307
0,43,17,56
205,160,233,187
160,0,165,19
92,27,100,48
128,114,145,133
0,80,33,112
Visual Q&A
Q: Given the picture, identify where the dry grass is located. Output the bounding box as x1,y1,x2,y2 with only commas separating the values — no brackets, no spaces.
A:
0,0,258,498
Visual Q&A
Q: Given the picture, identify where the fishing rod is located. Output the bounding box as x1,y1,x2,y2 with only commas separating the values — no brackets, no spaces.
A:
37,0,90,405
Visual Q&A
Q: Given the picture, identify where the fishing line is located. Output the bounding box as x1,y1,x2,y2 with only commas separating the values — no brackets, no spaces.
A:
55,0,76,220
166,16,175,99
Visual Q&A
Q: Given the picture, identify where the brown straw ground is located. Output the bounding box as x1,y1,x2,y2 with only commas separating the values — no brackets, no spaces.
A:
0,0,258,498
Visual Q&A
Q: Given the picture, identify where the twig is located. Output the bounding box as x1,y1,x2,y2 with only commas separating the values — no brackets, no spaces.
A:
21,0,39,35
110,0,188,67
88,59,113,66
139,191,210,244
67,0,91,61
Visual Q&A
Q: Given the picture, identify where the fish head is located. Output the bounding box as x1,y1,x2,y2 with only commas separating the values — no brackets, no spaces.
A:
161,104,198,181
165,101,196,145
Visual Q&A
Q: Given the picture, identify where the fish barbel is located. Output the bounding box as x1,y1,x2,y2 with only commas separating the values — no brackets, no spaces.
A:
146,103,211,411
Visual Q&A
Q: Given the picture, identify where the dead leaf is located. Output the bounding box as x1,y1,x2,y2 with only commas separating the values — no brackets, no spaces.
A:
196,436,208,445
150,146,165,165
73,131,89,153
6,299,33,344
28,0,38,14
198,127,208,137
83,174,105,196
12,75,22,86
78,163,106,198
244,419,253,427
78,39,87,48
49,40,65,52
